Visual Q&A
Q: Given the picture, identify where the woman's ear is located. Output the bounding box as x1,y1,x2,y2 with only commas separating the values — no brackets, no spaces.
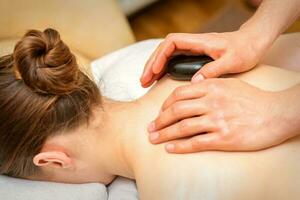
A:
33,151,74,170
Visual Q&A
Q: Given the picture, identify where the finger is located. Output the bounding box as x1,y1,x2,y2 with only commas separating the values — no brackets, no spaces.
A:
161,84,206,111
142,74,157,88
152,40,176,74
141,74,154,88
142,67,166,88
152,34,206,74
153,99,207,131
149,116,216,144
165,133,222,153
140,47,160,86
142,78,155,88
191,56,231,82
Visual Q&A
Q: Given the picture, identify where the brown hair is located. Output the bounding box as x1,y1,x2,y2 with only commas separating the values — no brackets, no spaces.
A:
0,28,101,178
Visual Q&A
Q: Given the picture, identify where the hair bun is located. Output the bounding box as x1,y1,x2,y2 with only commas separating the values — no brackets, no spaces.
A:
13,28,81,95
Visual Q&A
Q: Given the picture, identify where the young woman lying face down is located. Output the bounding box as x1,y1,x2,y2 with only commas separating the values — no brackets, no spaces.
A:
0,29,300,200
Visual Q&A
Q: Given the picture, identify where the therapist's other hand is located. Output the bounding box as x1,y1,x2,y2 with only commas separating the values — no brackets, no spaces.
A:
140,31,265,87
148,79,297,153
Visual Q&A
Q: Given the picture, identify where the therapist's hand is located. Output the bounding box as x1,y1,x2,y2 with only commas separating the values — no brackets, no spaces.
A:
148,79,299,153
140,31,266,87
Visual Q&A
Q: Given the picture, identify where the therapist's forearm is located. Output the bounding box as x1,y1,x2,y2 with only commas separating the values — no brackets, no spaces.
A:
239,0,300,53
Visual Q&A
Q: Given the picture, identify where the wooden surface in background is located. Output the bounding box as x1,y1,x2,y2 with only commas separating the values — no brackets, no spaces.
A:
129,0,225,40
129,0,300,41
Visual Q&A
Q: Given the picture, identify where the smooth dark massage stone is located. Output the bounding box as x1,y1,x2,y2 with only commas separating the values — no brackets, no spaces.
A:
166,55,214,81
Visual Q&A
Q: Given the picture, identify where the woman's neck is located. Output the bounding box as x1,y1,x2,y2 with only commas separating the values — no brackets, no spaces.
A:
92,97,144,180
91,78,186,181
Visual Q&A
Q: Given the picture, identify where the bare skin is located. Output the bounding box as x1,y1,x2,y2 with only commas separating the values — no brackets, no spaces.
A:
33,34,300,199
139,0,300,153
83,64,300,199
140,0,300,85
145,33,300,153
129,67,300,200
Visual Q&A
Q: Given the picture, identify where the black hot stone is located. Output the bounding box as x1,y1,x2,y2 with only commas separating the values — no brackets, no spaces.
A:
166,55,214,81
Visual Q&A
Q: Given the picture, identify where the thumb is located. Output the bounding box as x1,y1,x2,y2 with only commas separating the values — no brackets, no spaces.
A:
191,58,229,82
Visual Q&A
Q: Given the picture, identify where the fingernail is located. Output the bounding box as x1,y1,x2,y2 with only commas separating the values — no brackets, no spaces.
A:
141,73,151,83
140,77,144,83
147,122,156,132
165,144,175,152
149,132,159,141
191,74,204,83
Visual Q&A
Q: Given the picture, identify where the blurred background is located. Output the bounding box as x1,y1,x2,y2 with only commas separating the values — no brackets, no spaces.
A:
122,0,300,40
0,0,300,65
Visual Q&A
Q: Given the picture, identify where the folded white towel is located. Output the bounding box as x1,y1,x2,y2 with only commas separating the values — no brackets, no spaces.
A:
92,39,162,101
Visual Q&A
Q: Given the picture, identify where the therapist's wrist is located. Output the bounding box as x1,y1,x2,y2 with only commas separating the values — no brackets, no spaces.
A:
238,23,275,60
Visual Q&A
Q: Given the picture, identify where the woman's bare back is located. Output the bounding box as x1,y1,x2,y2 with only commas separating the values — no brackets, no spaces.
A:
125,33,300,200
129,65,300,200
